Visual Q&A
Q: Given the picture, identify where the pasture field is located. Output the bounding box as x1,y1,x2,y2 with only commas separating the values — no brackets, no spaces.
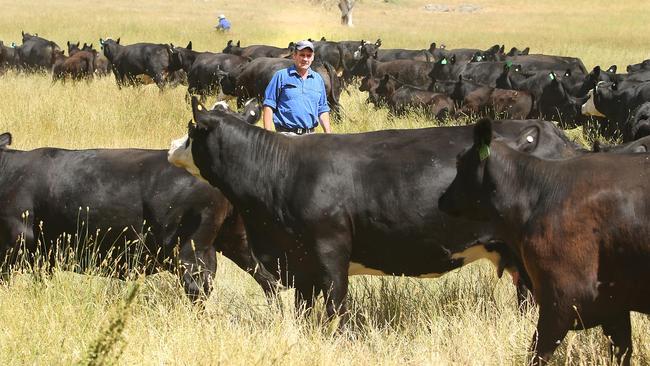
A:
0,0,649,364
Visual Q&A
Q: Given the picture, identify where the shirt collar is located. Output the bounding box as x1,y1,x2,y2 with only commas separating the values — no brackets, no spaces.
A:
288,64,314,78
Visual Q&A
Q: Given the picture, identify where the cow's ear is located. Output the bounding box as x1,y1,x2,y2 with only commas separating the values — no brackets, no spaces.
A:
320,36,326,41
191,97,210,129
236,40,240,47
632,144,648,153
89,43,93,49
512,125,541,153
474,118,493,160
99,38,104,45
499,45,505,53
116,38,120,44
592,65,601,76
430,42,436,50
67,41,70,47
607,65,617,73
0,132,12,149
375,38,382,47
75,42,80,47
187,41,192,50
522,47,530,55
227,40,232,46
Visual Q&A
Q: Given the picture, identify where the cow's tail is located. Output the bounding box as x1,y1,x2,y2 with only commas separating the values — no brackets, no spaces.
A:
322,61,342,117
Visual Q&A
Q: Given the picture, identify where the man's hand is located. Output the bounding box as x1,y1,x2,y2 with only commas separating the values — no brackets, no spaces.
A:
319,112,332,133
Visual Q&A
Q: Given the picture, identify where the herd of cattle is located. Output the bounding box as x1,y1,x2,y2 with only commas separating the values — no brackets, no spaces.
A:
1,31,650,365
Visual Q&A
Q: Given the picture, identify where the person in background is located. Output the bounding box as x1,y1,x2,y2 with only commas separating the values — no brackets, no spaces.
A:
262,40,331,135
215,14,231,32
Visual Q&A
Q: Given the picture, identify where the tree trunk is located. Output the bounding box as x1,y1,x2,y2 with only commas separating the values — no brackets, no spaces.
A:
338,0,355,27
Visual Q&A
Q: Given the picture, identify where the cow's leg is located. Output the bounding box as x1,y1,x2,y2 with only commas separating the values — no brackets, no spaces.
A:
178,241,216,304
314,237,350,322
294,276,318,314
529,298,572,365
601,312,632,366
153,71,166,91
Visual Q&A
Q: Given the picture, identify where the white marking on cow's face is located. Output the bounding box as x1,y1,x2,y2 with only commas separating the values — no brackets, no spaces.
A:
211,100,230,111
167,134,208,183
581,90,606,117
450,245,501,268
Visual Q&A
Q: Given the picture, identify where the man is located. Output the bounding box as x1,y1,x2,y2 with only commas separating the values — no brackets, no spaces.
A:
262,40,331,135
215,14,231,32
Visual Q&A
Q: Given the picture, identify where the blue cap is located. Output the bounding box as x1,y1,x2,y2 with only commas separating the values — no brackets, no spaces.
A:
295,40,314,51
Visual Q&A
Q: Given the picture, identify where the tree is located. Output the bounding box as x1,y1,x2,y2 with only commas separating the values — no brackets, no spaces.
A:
338,0,355,27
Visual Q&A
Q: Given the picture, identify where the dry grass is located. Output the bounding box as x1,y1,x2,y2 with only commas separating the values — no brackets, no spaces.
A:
0,0,648,364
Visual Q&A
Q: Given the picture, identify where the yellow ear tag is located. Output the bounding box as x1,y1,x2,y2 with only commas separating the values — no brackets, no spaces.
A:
479,144,490,161
197,104,203,111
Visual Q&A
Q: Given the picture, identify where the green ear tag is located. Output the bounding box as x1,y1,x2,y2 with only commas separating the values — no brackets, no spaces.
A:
479,144,490,161
549,73,555,80
506,61,513,68
441,58,448,65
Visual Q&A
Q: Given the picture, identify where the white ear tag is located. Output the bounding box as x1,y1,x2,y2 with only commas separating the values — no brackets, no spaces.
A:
526,135,534,143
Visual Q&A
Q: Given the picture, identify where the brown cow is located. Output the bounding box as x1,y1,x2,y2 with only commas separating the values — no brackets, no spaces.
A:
439,118,650,365
52,49,95,82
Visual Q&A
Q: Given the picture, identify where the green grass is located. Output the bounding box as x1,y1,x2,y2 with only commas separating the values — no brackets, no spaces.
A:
0,0,648,364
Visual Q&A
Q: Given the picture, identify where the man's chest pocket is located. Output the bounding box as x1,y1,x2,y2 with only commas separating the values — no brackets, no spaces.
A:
282,83,301,99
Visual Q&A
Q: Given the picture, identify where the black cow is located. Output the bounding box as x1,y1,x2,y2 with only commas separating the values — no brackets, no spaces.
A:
582,81,650,140
434,44,503,63
170,42,250,101
354,58,434,89
100,38,181,89
367,74,454,118
623,101,650,142
506,53,587,74
222,40,292,59
0,41,21,72
375,47,431,62
0,133,276,302
439,119,650,366
19,32,61,72
626,59,650,73
168,97,581,320
217,57,341,113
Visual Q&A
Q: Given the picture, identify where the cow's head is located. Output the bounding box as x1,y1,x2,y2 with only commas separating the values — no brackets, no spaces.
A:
100,38,120,61
222,40,241,54
581,81,616,118
439,119,495,221
540,72,588,128
169,97,246,186
67,41,81,56
0,132,11,150
429,54,456,81
626,59,650,73
169,41,193,72
628,102,650,142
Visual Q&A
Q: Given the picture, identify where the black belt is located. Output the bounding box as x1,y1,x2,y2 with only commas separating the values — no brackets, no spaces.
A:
276,125,315,135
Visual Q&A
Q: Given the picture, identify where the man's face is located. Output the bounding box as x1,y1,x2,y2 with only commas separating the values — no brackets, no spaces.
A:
292,48,314,72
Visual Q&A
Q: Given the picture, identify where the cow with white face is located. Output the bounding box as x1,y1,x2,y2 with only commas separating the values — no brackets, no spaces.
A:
168,96,585,321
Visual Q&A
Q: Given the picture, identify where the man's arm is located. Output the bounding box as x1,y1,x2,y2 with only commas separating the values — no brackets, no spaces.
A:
263,106,275,131
319,112,331,133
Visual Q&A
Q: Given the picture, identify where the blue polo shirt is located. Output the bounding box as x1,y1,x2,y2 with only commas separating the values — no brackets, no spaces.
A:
263,65,330,130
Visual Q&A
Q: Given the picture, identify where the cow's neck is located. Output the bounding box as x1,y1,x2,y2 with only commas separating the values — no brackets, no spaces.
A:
208,122,293,209
485,143,560,232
